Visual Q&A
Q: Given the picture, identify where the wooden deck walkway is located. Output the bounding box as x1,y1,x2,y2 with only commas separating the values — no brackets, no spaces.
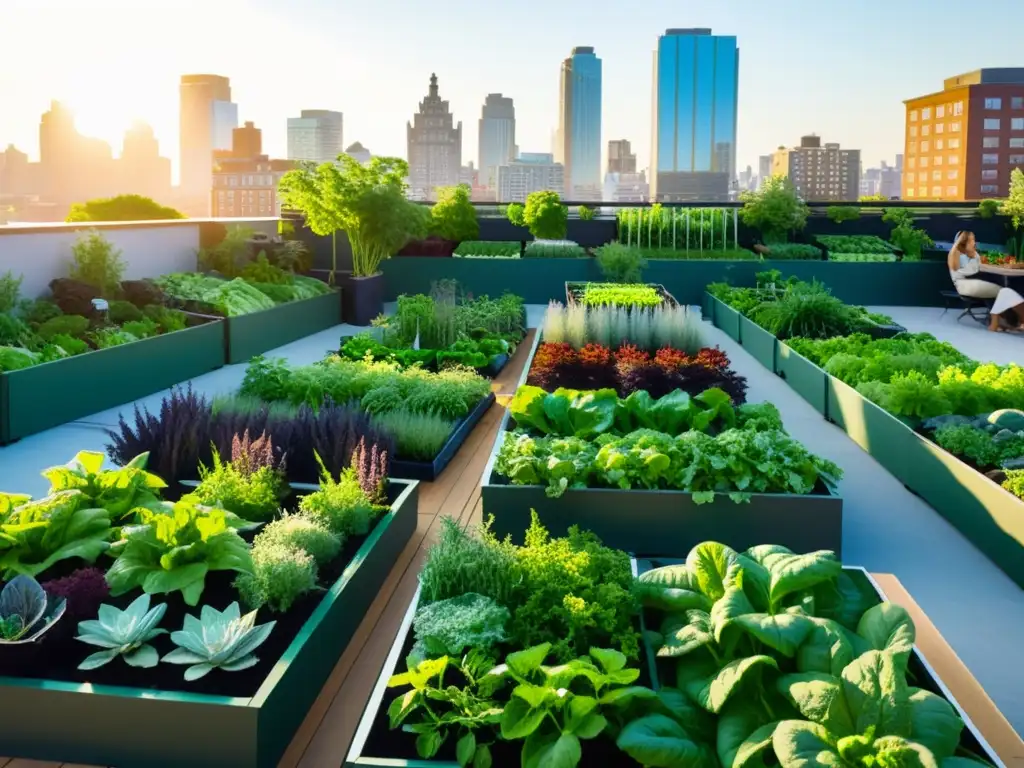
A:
0,331,534,768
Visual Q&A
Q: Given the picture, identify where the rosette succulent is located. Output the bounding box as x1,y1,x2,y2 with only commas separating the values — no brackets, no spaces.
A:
75,594,168,669
162,602,275,681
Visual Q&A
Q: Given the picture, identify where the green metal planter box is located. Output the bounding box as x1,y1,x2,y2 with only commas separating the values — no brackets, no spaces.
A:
738,314,776,371
0,478,419,768
480,412,843,558
904,432,1024,589
827,375,917,486
776,342,830,416
701,291,715,323
225,290,341,364
0,320,225,445
707,293,741,341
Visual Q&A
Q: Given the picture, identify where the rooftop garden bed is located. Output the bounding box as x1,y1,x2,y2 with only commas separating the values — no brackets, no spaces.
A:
482,306,843,555
708,271,905,341
566,281,673,309
453,240,522,259
348,531,996,768
339,284,525,379
816,234,899,256
0,232,227,443
214,352,493,482
0,440,418,768
524,240,589,258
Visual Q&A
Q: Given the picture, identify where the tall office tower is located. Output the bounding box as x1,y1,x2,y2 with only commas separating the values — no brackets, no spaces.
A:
771,135,860,201
903,69,1024,201
478,93,516,189
287,110,344,165
556,47,602,201
650,29,739,202
120,121,172,202
180,74,236,215
607,140,637,174
407,73,462,200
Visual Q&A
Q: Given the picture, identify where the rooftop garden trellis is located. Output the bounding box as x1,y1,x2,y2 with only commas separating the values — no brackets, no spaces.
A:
616,205,740,253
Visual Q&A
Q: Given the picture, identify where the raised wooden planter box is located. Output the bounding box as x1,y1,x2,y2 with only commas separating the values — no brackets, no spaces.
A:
480,410,843,557
707,293,741,341
391,393,495,481
738,314,776,370
0,478,419,768
225,290,341,364
776,341,830,416
0,320,225,444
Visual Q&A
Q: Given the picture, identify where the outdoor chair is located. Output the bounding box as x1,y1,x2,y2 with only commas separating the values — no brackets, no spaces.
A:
940,290,991,326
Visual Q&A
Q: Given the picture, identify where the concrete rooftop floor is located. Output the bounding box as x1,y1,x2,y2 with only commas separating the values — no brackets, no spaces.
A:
0,303,1021,738
869,305,1021,366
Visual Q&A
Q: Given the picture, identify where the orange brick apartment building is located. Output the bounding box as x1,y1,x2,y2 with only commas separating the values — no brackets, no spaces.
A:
903,68,1024,201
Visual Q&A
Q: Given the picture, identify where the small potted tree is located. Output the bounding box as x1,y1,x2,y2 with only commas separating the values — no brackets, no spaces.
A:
280,156,427,325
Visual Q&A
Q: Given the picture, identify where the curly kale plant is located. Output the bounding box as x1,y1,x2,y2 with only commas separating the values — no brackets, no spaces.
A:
106,500,253,605
412,592,509,658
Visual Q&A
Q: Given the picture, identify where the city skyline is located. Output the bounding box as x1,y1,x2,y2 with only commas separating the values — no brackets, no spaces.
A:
4,0,1023,188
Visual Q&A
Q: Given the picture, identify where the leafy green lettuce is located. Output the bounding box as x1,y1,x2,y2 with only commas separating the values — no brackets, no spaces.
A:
106,500,253,605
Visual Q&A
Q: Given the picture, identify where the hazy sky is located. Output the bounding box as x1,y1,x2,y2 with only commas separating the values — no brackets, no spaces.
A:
2,0,1021,183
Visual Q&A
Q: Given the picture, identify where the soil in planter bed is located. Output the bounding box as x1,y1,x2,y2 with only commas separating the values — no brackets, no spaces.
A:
0,485,401,698
360,626,649,767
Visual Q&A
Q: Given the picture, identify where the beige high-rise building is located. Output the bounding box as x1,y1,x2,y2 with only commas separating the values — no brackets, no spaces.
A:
180,74,237,216
771,135,860,201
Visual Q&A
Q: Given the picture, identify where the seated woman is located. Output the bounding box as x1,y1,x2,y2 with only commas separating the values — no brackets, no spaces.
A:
948,230,1024,332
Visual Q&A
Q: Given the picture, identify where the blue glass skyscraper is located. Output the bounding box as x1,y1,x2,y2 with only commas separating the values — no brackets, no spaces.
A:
556,47,602,201
650,29,739,202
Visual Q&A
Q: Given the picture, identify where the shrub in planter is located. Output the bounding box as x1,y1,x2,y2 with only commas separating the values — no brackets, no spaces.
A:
595,243,647,283
429,184,479,242
739,175,809,244
505,202,525,227
523,190,568,240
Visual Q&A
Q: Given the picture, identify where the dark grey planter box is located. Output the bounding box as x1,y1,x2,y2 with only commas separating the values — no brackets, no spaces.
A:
0,480,419,768
480,411,843,558
390,393,495,481
776,342,830,416
738,315,776,370
347,558,646,768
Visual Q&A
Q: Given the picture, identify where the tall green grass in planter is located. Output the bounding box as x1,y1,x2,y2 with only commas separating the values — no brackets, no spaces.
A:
753,281,861,340
617,205,734,252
